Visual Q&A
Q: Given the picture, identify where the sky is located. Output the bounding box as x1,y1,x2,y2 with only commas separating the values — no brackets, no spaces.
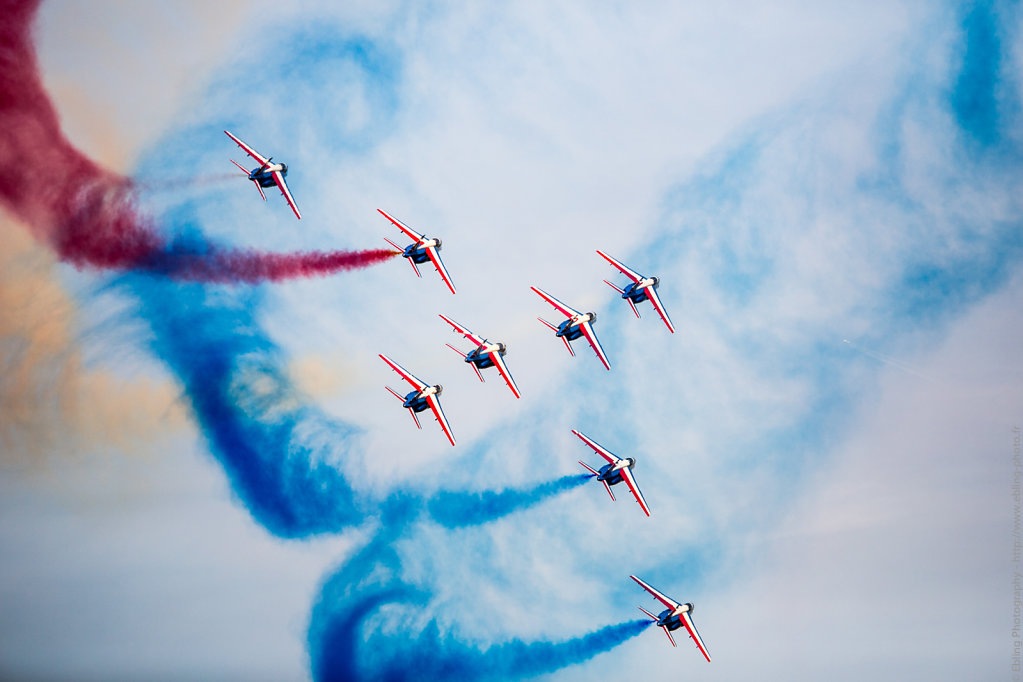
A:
0,0,1021,680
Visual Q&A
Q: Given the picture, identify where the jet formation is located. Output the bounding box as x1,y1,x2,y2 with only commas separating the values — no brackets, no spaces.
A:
222,132,709,662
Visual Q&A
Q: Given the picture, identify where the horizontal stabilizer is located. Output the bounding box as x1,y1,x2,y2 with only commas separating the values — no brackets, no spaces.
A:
603,279,626,295
626,297,640,318
536,317,559,332
637,606,659,622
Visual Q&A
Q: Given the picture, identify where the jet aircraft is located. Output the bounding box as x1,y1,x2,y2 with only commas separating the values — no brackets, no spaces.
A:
224,130,301,219
438,314,521,399
630,575,711,661
572,429,650,516
379,354,456,447
531,287,611,370
596,250,674,333
378,209,456,294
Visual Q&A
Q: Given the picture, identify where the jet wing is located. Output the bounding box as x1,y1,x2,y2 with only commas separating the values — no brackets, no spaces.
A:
571,430,621,466
377,208,425,243
579,320,611,371
620,466,651,516
680,611,712,662
271,171,302,220
630,575,681,612
425,392,456,447
438,314,485,347
596,250,643,283
224,130,269,166
646,286,675,334
378,354,428,392
488,350,522,399
425,245,457,295
531,287,581,319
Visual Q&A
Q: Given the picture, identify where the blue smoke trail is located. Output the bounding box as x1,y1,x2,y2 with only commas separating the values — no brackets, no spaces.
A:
107,2,1023,680
125,269,369,537
331,620,651,682
309,516,650,682
427,474,591,529
950,0,1005,147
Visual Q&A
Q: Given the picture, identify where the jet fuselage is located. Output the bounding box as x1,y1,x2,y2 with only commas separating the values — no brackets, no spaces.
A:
402,386,441,413
656,602,694,631
597,457,635,485
623,277,659,303
556,313,595,341
465,343,505,369
249,162,287,187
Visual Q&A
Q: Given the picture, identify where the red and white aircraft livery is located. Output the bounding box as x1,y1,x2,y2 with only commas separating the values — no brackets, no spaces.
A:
378,209,456,295
531,287,611,371
596,250,674,333
379,354,456,447
224,130,301,219
572,430,650,516
630,575,711,661
438,315,521,399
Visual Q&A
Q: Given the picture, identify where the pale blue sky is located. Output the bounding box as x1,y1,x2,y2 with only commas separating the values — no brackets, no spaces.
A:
1,1,1020,680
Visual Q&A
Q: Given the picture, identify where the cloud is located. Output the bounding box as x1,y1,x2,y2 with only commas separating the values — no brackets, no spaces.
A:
5,1,1023,680
0,214,187,467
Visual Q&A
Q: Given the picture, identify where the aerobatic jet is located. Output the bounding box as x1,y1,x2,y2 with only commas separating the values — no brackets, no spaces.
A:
378,209,456,294
531,287,611,371
572,429,650,516
224,130,301,219
379,354,456,447
630,575,711,661
438,314,521,399
596,250,674,333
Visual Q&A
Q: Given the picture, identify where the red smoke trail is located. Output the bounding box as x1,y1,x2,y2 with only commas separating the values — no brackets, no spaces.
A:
151,246,399,283
0,0,396,281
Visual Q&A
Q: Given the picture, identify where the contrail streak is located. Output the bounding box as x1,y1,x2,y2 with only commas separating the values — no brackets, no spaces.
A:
842,338,934,383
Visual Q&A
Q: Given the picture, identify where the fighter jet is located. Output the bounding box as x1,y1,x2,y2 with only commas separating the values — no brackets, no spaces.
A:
596,250,674,333
379,354,456,447
631,575,711,661
224,130,301,219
